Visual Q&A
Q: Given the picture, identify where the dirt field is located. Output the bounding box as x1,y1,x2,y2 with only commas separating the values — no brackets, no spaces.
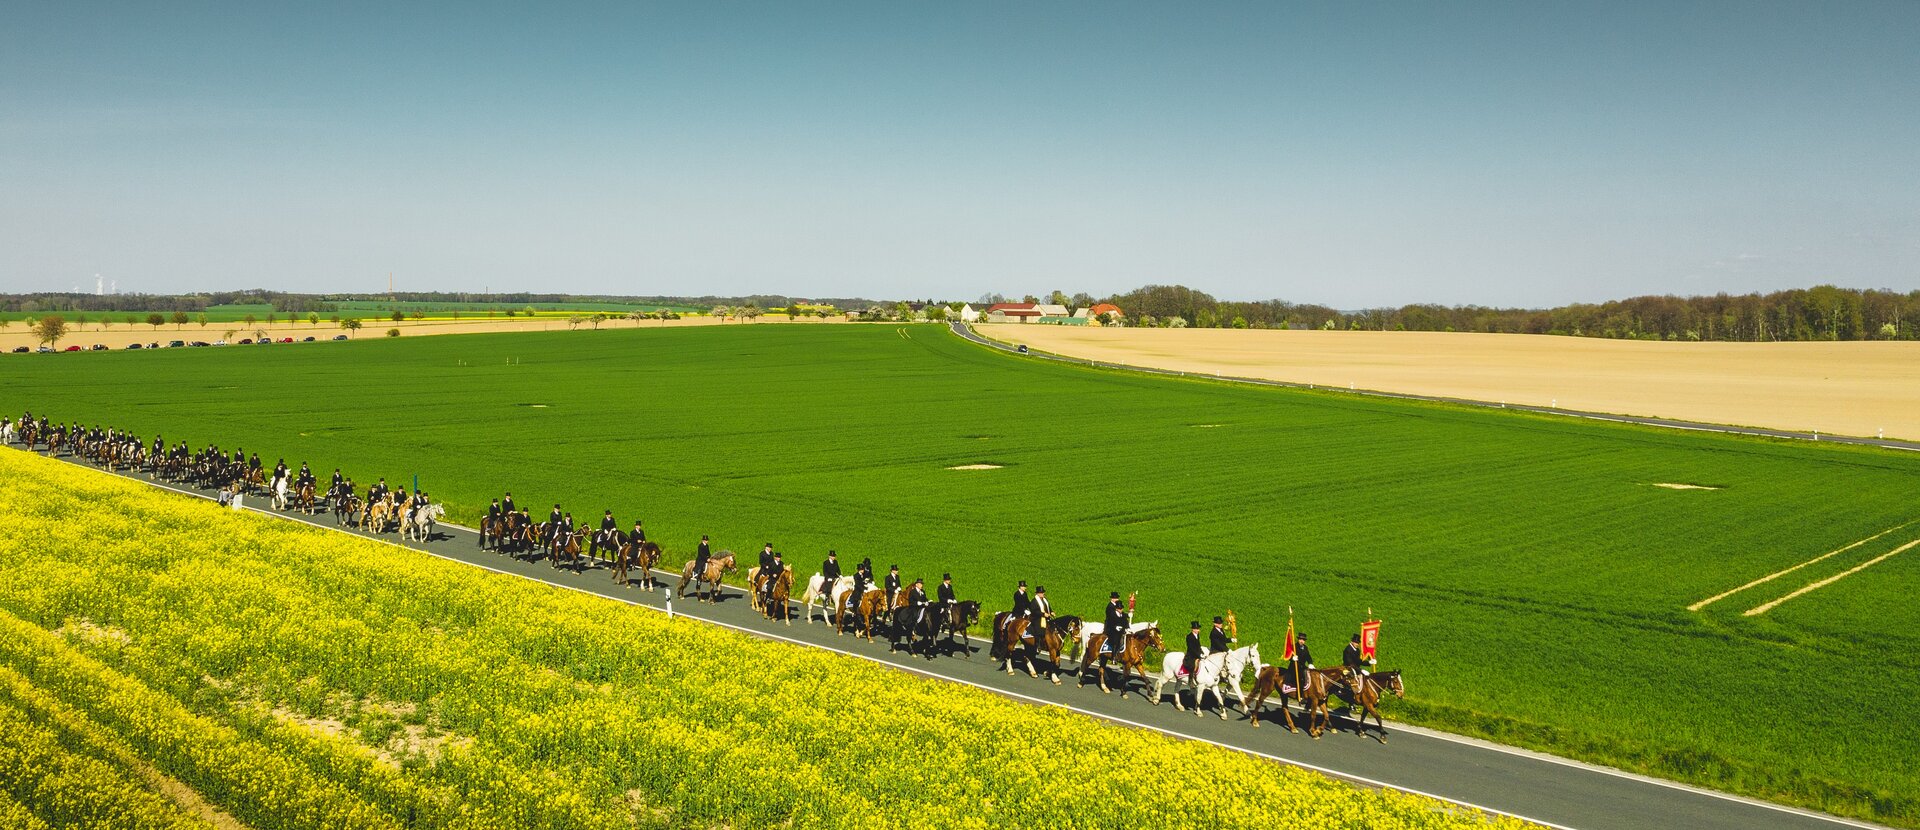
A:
985,325,1920,441
0,314,840,353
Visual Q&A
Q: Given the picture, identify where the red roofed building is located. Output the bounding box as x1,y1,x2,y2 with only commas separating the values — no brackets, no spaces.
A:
986,302,1044,323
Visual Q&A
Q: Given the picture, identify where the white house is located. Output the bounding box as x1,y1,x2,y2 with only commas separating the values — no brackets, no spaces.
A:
957,304,981,322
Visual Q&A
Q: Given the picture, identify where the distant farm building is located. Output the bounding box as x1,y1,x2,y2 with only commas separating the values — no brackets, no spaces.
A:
956,304,981,322
986,303,1044,323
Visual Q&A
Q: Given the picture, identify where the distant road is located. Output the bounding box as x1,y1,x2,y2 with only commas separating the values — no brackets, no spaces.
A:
21,443,1891,830
951,321,1920,453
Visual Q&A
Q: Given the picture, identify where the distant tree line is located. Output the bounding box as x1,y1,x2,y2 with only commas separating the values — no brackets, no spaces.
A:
1064,284,1920,341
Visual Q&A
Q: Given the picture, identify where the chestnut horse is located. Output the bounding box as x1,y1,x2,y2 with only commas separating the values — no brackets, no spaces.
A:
764,569,796,624
675,552,735,601
1245,665,1347,737
614,538,663,589
841,588,888,640
1080,623,1163,698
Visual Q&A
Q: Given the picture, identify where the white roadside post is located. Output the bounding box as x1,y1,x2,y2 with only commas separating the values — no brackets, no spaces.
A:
665,586,674,620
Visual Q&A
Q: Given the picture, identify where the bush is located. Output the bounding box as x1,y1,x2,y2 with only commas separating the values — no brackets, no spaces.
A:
385,328,400,338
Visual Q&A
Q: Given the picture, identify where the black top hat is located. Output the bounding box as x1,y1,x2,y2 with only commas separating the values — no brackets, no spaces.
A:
1351,633,1362,642
942,573,951,580
1017,580,1027,587
1213,616,1224,624
1190,621,1201,629
890,564,899,570
913,577,923,584
1035,585,1045,593
1109,591,1120,599
827,551,837,557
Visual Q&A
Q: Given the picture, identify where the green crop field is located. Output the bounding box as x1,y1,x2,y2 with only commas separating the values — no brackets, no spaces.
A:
0,301,705,326
6,324,1918,825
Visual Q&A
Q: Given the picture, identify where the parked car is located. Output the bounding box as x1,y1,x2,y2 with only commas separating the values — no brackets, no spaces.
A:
168,340,185,348
238,338,252,344
149,342,160,349
255,338,272,345
64,345,81,352
10,347,27,354
190,341,211,347
332,335,348,341
90,344,108,351
37,346,53,353
301,336,315,342
126,343,143,350
280,337,294,343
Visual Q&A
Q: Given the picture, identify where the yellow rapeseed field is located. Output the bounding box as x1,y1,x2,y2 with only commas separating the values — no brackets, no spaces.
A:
0,449,1531,829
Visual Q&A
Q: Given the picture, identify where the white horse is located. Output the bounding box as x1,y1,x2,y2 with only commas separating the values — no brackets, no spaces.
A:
270,476,288,510
1152,642,1263,718
0,421,14,444
803,574,854,624
402,503,445,542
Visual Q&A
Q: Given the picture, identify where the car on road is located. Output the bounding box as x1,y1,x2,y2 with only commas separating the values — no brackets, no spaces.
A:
126,343,143,349
280,337,294,343
1016,344,1030,355
168,340,186,348
332,334,348,341
64,345,82,352
238,338,252,344
190,341,211,347
11,347,28,354
90,344,108,351
301,336,315,342
255,338,272,345
37,346,53,353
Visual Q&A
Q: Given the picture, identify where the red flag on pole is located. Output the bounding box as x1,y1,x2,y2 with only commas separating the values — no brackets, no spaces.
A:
1360,619,1381,661
1282,616,1296,662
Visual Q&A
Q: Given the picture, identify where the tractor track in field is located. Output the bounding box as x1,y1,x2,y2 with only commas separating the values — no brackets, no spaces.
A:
11,443,1890,830
949,321,1920,453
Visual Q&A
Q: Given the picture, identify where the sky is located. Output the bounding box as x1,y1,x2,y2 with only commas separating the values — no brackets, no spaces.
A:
2,2,1916,308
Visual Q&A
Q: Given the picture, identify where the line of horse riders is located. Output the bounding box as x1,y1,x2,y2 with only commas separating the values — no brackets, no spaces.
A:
5,412,1406,740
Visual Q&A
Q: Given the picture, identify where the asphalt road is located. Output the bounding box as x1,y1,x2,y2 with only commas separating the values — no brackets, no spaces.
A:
950,321,1920,453
16,447,1886,830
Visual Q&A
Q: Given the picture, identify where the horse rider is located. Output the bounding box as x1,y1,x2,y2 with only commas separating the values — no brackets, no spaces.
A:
598,510,618,555
1344,633,1375,679
1007,581,1030,636
330,467,345,493
761,551,786,607
1182,622,1204,684
1290,633,1316,692
484,499,503,546
248,453,261,473
693,534,712,581
885,565,902,607
847,557,871,617
501,491,516,515
937,573,957,628
758,542,776,574
409,491,431,524
369,477,389,504
560,512,575,549
1210,616,1232,656
547,504,565,551
905,578,929,627
822,550,841,584
1102,592,1127,656
1027,585,1052,642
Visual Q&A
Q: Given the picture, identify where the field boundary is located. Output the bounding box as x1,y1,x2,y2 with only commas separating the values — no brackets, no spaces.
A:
1,444,1891,830
950,322,1920,452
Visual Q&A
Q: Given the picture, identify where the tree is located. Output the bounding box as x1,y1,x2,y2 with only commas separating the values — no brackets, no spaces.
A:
224,329,237,342
329,315,340,324
566,314,586,330
741,304,762,322
124,315,138,327
171,311,190,329
391,310,405,322
628,310,647,326
266,312,278,325
0,318,9,332
147,313,166,330
787,305,800,320
76,314,89,330
33,315,67,348
197,313,209,328
522,306,537,318
590,313,608,330
254,329,267,342
386,328,401,337
711,305,732,322
342,318,362,337
243,313,257,328
503,308,517,318
925,305,948,322
412,310,427,320
1071,292,1095,309
1048,290,1069,307
1022,294,1039,304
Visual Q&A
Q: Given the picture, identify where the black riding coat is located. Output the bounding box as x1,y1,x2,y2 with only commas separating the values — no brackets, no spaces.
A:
907,585,928,606
885,573,901,595
1183,631,1203,663
1103,600,1126,634
937,583,955,604
822,559,840,581
1011,590,1030,617
1210,627,1231,653
601,516,617,533
501,496,515,514
759,549,775,570
1294,643,1315,668
1344,642,1366,670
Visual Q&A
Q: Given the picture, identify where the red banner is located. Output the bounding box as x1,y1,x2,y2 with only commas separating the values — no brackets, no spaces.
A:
1282,617,1296,662
1360,619,1381,661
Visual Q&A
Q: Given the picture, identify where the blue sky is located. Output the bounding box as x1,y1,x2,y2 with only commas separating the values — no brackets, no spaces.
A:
2,2,1915,307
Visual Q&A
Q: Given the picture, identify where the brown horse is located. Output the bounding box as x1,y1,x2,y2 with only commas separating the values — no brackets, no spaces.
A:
1245,665,1347,737
764,569,796,624
990,613,1033,675
675,552,735,602
615,539,663,588
1339,669,1405,742
293,482,316,514
1081,624,1163,698
335,494,361,526
843,588,888,640
746,567,765,613
549,531,584,571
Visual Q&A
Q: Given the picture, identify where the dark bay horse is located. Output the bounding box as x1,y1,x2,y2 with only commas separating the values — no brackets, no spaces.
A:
1338,669,1405,742
1246,665,1347,737
615,538,663,589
